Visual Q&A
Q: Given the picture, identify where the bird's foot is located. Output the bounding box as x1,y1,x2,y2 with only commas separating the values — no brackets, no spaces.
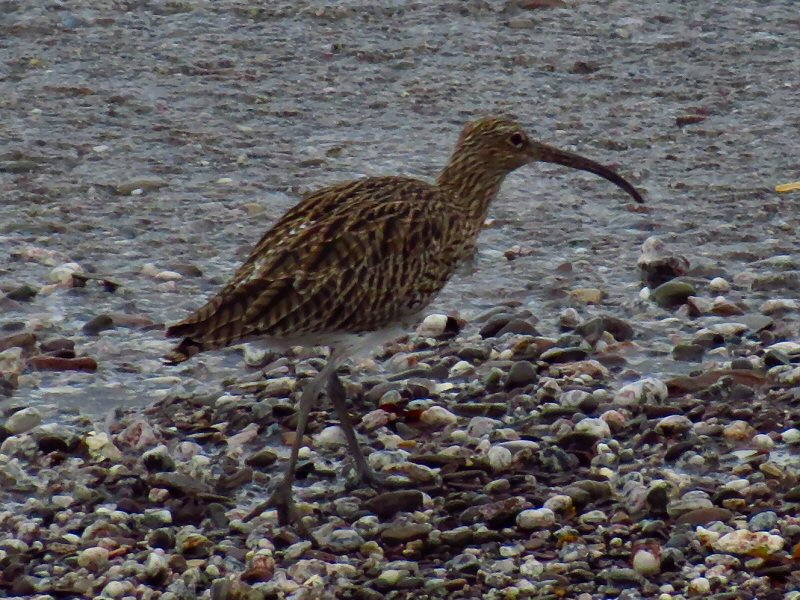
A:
243,482,310,535
346,462,400,491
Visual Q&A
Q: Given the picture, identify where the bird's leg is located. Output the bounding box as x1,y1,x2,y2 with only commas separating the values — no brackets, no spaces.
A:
244,366,329,526
327,372,386,487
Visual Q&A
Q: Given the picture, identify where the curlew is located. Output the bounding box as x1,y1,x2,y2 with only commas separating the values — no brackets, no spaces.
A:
164,116,643,525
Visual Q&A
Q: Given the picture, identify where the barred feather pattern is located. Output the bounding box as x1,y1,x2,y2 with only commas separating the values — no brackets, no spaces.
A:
165,117,641,363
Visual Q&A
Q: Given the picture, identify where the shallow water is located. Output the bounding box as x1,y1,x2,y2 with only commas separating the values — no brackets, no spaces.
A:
1,0,798,412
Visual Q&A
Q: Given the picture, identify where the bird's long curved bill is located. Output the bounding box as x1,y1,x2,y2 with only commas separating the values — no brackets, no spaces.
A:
531,141,644,203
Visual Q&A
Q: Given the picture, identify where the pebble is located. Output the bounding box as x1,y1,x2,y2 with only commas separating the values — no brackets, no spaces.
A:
651,280,696,308
781,428,800,445
708,277,731,292
420,405,458,427
574,417,611,439
314,425,348,448
632,547,661,576
506,360,538,387
77,546,110,571
487,445,513,472
614,378,668,406
417,313,449,337
517,508,556,529
654,414,693,436
4,406,42,434
688,577,710,594
713,530,784,555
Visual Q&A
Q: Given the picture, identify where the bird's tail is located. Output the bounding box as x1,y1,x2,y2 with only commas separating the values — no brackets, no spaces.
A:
162,336,204,365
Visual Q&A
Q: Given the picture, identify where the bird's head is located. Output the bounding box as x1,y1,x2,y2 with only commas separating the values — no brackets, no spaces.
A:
451,116,644,203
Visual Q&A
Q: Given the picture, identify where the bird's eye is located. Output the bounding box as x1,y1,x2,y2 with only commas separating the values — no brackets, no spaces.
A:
509,132,525,148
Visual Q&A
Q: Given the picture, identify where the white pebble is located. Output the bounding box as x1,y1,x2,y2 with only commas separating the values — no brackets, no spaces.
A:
767,341,800,356
632,547,661,575
574,417,610,438
487,445,513,472
654,414,693,436
781,428,800,445
614,378,668,406
688,577,710,594
543,494,573,513
467,416,502,438
49,262,82,283
752,434,774,450
714,530,785,554
448,360,474,378
314,426,347,448
420,406,458,428
77,546,110,571
708,277,731,292
155,270,183,281
5,407,42,434
517,508,555,530
760,299,798,314
417,313,448,337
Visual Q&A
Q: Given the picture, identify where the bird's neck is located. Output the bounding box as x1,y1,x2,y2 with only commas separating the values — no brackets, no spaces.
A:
436,160,507,224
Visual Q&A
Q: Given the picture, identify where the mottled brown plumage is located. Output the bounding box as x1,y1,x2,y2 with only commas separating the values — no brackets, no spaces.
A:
164,116,643,526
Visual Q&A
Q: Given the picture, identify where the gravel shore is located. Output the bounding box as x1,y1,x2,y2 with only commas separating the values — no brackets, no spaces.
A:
1,1,799,598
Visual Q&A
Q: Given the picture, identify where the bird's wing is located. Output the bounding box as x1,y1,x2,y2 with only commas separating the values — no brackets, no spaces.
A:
165,177,457,352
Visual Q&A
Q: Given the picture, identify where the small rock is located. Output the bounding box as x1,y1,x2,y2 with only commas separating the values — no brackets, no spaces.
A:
781,428,800,445
142,444,176,472
539,347,588,363
49,262,82,284
506,360,537,388
614,378,668,406
314,526,364,553
175,530,213,558
364,490,424,519
517,508,556,530
723,420,756,442
569,287,605,304
708,277,731,292
688,577,710,594
6,283,39,302
315,425,347,448
672,343,705,362
417,314,448,337
713,530,784,555
654,415,693,436
748,511,779,531
487,445,513,472
0,333,36,353
5,406,42,434
420,405,458,428
571,417,609,439
637,237,690,287
144,551,170,584
28,356,97,371
245,449,278,467
381,522,432,544
0,347,25,379
667,492,713,518
632,547,661,576
82,314,115,335
77,546,110,571
651,280,696,309
576,315,634,343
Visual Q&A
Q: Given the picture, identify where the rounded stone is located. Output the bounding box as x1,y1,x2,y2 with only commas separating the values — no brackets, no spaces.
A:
487,445,513,472
4,406,42,434
77,546,110,571
507,360,538,388
517,507,556,530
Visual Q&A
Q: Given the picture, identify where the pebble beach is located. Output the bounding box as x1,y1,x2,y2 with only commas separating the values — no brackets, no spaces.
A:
1,1,799,598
